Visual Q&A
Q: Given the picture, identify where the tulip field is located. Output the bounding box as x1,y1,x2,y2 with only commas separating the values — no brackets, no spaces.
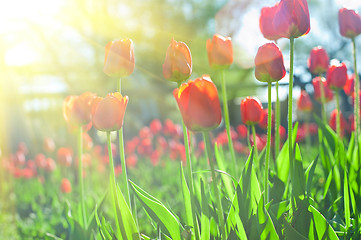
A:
2,0,361,239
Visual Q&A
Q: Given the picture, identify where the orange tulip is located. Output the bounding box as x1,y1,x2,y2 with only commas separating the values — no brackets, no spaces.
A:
163,38,192,83
60,178,72,193
206,34,233,69
173,75,222,132
63,92,95,126
103,39,135,78
91,93,128,132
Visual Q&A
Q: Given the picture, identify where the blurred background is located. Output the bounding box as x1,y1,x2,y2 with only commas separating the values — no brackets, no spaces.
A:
0,0,360,156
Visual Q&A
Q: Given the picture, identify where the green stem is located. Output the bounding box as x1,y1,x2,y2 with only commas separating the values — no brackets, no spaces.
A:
203,132,226,240
335,91,341,139
118,78,131,208
251,124,258,163
265,82,272,203
275,81,280,158
221,70,237,175
78,127,87,228
177,82,200,240
352,38,360,148
289,37,295,211
107,131,122,238
319,75,327,124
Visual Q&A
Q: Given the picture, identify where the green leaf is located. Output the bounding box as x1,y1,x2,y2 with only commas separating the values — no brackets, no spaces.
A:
293,144,305,198
305,156,318,197
215,143,234,200
344,170,351,230
200,178,211,240
180,164,194,231
257,194,279,240
314,114,337,153
308,205,339,240
276,122,298,183
284,220,308,240
130,180,183,240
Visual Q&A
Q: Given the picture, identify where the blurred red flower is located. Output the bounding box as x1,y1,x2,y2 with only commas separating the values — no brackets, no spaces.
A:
307,46,329,75
338,8,361,39
206,34,233,70
259,4,281,41
240,97,264,125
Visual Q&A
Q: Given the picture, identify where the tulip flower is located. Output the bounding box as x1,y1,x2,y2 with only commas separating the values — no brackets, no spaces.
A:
103,39,135,78
91,93,128,132
312,77,334,103
57,147,73,167
259,109,275,129
60,178,72,193
273,0,310,39
240,97,264,125
297,90,312,112
259,4,281,41
63,92,95,126
150,119,162,134
206,34,233,69
329,109,346,136
163,38,192,83
173,75,222,132
326,61,348,90
344,74,355,96
255,43,286,83
307,46,329,75
338,8,361,39
45,158,56,172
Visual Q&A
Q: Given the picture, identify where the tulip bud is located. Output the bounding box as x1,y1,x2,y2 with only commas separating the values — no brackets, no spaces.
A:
255,43,286,82
259,4,281,41
63,92,95,126
344,74,355,96
307,46,329,75
326,61,348,90
312,77,333,102
91,93,128,132
173,75,222,132
103,39,135,78
60,178,72,193
163,39,192,83
57,147,73,167
240,97,264,125
273,0,310,39
338,8,361,39
206,34,233,70
329,109,346,136
297,90,312,112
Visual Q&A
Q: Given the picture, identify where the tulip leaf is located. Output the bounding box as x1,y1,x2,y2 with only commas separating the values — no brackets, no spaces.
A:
180,163,195,238
200,178,211,240
214,143,234,199
308,205,339,240
305,155,318,197
130,180,183,240
276,122,298,183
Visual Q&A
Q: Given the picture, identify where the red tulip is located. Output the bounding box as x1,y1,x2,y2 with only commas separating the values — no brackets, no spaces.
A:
60,178,72,193
236,124,248,139
329,109,346,136
255,43,286,82
163,38,192,83
326,61,348,90
240,97,264,125
312,77,333,102
150,119,162,134
338,8,361,39
297,90,312,112
259,4,281,41
307,46,329,75
45,158,56,172
126,154,138,168
63,92,95,126
91,93,128,132
279,125,287,141
173,75,222,132
273,0,310,39
348,114,355,133
57,147,73,167
103,39,135,77
206,34,233,69
259,109,274,129
35,154,47,169
344,74,355,96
